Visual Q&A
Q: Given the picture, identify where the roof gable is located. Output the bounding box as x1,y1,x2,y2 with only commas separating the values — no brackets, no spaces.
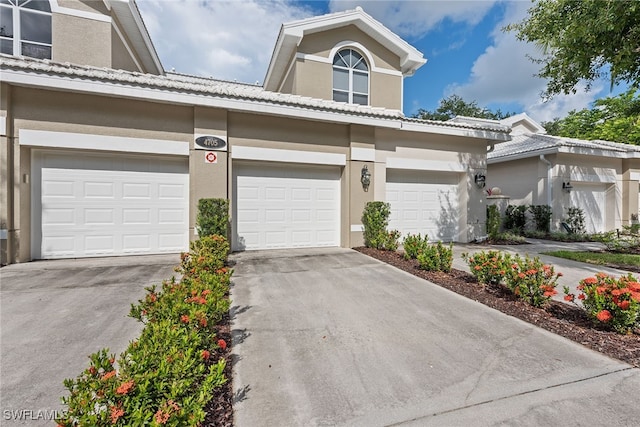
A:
264,7,425,91
499,113,546,135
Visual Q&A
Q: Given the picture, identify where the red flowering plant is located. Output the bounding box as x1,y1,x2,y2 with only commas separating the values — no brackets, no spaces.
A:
462,250,512,286
564,273,640,333
58,235,232,426
503,254,562,307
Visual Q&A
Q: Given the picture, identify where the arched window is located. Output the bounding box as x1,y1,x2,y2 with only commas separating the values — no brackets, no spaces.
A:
0,0,52,60
332,48,368,105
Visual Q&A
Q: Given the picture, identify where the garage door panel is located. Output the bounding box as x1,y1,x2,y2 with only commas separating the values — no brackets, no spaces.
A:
386,170,460,242
234,163,340,250
570,184,605,233
37,152,188,259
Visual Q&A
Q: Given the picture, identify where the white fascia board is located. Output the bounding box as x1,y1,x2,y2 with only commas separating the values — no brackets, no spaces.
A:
232,146,346,166
401,121,510,142
107,0,163,75
350,147,375,162
488,148,559,164
386,157,466,172
50,1,112,22
19,129,189,156
264,32,300,91
557,146,626,158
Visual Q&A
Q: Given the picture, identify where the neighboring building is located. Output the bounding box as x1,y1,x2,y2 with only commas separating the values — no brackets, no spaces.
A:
488,113,640,233
0,1,510,265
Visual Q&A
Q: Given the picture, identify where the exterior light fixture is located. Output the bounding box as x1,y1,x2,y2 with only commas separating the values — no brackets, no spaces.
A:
562,181,573,192
361,165,371,192
474,173,486,188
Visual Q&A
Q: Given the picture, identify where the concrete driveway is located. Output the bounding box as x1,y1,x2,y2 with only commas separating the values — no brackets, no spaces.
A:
0,254,180,426
231,248,640,426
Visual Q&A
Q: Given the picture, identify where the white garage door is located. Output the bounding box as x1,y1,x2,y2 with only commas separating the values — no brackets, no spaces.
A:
570,183,606,233
34,151,189,259
233,163,341,250
386,170,460,241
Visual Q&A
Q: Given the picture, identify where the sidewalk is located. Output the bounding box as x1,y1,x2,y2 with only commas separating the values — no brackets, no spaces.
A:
452,238,633,303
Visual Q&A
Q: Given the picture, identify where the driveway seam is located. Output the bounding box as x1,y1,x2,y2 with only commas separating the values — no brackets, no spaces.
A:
386,366,635,426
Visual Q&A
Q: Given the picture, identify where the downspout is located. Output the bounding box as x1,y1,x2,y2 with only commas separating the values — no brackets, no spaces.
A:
539,155,552,207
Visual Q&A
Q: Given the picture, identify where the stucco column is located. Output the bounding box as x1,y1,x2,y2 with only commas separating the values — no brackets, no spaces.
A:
621,160,639,227
191,107,229,240
348,125,375,247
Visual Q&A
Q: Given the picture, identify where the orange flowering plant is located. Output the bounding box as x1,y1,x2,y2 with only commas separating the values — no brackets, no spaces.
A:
503,254,562,307
57,235,232,426
564,273,640,333
462,250,511,286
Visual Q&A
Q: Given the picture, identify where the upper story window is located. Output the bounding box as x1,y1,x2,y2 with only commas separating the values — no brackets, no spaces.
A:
332,48,368,105
0,0,52,60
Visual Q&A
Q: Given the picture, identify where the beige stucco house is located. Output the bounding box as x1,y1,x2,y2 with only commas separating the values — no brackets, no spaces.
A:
488,113,640,233
0,0,510,265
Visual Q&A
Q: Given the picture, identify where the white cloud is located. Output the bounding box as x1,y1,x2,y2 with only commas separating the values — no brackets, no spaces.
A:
328,0,497,39
445,1,602,122
137,0,314,83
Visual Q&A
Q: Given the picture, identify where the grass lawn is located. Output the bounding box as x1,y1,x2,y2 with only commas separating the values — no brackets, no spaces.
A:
543,250,640,269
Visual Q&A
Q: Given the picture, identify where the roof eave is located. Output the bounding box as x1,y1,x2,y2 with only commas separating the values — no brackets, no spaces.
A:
107,0,164,75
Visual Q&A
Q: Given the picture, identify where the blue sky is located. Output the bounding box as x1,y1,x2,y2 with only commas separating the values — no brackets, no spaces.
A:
137,0,619,123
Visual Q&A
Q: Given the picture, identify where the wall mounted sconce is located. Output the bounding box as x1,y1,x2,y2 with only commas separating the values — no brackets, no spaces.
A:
562,181,573,192
361,165,371,192
474,173,486,189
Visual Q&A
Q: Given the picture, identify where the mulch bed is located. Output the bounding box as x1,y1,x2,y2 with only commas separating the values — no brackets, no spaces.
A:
204,312,234,426
356,246,640,368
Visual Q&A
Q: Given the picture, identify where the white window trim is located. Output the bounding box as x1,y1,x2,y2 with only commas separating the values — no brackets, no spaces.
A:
332,47,370,106
296,52,402,77
1,0,52,59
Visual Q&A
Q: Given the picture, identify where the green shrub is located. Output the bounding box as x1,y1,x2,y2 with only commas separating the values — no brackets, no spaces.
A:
597,230,640,253
486,205,501,239
503,254,562,307
402,233,429,260
417,242,453,272
504,205,527,233
57,236,232,426
494,232,527,244
362,201,392,249
565,273,640,333
565,207,586,234
529,205,552,233
523,230,547,239
196,198,229,238
463,250,510,286
383,230,401,252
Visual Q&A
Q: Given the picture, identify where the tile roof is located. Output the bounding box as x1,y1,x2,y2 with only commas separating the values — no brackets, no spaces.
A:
489,133,640,160
0,54,510,135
